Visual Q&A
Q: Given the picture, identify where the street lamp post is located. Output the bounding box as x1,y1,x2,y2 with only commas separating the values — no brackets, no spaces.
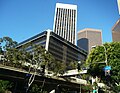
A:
92,45,108,66
92,45,110,92
102,45,108,66
102,45,112,93
78,61,81,93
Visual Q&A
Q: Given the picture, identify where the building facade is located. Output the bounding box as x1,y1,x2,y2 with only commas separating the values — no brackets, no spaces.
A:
17,30,87,63
77,38,89,52
112,19,120,42
53,3,77,45
77,28,102,53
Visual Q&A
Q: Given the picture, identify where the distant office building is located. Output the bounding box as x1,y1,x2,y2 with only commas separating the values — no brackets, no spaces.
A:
53,3,77,45
112,19,120,42
17,30,87,63
77,28,102,52
77,38,89,52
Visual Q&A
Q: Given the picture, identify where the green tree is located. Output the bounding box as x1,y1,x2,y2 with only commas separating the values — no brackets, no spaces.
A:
29,44,67,75
29,84,47,93
49,60,66,75
5,48,19,66
86,42,120,92
0,38,3,54
2,37,17,51
0,37,19,66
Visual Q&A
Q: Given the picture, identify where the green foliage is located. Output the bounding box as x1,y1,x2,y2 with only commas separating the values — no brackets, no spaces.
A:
81,84,92,92
49,61,66,75
1,37,17,51
113,85,120,93
68,61,78,69
29,84,47,93
86,42,120,92
0,80,13,93
0,36,78,76
0,38,3,54
29,84,41,93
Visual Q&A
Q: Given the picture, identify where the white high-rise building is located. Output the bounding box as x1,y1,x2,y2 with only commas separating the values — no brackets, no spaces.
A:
117,0,120,15
53,3,77,45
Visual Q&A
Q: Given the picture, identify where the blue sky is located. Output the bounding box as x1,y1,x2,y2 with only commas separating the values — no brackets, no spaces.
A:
0,0,120,43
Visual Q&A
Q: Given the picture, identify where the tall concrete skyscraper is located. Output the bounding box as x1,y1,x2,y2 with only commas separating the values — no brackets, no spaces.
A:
77,28,102,53
112,19,120,42
53,3,77,45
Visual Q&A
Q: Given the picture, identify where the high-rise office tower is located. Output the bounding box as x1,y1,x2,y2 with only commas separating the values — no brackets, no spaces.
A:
77,28,102,53
112,19,120,42
53,3,77,45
